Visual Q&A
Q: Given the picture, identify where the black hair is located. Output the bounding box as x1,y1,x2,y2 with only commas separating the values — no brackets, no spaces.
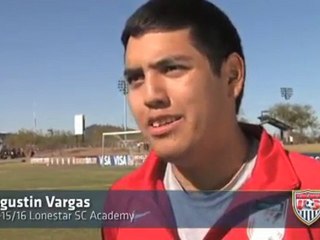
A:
121,0,245,114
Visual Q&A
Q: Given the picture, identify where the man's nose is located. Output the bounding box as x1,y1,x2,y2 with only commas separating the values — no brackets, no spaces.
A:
143,74,170,109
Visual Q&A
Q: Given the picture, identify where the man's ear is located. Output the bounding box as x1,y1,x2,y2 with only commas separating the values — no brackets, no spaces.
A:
225,53,245,99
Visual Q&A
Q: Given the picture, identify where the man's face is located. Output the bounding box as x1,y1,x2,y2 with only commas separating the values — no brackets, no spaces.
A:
124,29,239,164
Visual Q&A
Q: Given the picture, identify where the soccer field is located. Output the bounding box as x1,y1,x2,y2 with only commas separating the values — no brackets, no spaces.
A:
0,145,318,240
0,162,134,240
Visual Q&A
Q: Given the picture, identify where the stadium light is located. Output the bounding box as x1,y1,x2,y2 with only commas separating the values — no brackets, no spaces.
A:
280,87,293,100
117,79,129,143
280,87,294,143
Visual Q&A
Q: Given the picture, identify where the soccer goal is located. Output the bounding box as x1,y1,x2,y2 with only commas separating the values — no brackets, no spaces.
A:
101,130,149,166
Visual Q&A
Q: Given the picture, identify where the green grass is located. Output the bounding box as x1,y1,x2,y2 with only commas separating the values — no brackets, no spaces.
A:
0,162,134,240
0,143,319,239
285,143,320,153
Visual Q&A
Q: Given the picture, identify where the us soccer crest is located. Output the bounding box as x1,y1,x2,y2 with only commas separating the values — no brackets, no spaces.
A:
292,190,320,226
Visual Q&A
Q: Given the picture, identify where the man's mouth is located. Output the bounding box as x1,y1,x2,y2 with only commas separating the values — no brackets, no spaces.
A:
147,115,183,137
150,116,182,128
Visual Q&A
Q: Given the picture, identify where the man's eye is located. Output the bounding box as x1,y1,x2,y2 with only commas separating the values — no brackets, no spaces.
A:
164,65,181,73
126,74,143,84
162,65,188,77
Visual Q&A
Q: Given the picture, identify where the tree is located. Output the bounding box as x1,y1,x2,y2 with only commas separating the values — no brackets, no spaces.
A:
268,103,319,135
4,124,140,151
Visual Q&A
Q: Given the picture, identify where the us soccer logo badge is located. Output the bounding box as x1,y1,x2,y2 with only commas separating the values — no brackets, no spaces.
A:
292,190,320,226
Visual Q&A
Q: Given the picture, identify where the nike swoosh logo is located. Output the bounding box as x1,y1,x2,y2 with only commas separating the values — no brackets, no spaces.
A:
132,211,151,221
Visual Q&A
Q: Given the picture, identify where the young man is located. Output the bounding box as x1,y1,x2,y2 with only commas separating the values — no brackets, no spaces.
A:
102,0,320,239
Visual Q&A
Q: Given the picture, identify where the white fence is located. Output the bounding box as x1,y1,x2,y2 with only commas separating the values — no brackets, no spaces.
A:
30,154,148,166
30,157,98,166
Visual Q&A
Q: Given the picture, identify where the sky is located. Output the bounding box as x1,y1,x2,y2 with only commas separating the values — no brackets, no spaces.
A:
0,0,320,133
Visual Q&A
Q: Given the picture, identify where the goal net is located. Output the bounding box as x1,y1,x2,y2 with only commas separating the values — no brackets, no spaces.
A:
100,130,149,166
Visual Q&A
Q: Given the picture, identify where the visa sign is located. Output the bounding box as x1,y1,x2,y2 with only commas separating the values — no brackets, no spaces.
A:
99,155,133,166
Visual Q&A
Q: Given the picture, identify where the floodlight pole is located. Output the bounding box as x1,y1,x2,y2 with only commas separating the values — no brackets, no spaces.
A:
280,87,294,143
33,101,37,132
118,79,129,144
124,94,128,132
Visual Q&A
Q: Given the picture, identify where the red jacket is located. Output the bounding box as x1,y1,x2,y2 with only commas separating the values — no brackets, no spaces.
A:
102,125,320,240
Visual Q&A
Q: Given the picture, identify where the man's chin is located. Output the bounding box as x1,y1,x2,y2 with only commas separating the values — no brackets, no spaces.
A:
153,146,189,165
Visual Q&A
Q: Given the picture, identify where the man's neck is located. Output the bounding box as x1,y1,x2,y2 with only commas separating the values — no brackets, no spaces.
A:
172,123,251,191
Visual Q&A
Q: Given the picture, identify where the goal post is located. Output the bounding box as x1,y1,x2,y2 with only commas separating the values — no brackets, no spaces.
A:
101,130,149,166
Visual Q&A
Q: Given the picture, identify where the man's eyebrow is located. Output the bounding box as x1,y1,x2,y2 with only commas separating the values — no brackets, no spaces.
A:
150,55,193,68
123,55,193,77
123,67,143,78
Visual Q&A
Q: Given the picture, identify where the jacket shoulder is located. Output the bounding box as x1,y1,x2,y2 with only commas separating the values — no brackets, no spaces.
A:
288,151,320,187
